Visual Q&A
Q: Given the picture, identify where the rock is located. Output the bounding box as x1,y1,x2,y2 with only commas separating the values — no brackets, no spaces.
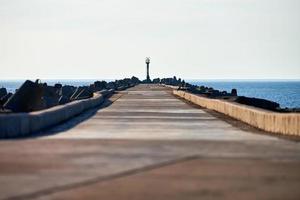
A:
231,89,237,96
42,85,60,108
62,85,76,98
95,81,107,88
152,78,160,84
131,76,140,85
58,96,70,105
235,96,280,111
117,86,126,91
0,92,12,109
44,85,59,99
4,80,43,112
199,86,205,90
76,88,93,100
0,88,7,99
116,78,132,88
221,91,227,95
91,81,107,91
54,83,62,89
160,78,173,85
107,82,116,90
70,87,82,100
70,87,93,100
160,76,183,86
0,92,12,104
209,90,222,97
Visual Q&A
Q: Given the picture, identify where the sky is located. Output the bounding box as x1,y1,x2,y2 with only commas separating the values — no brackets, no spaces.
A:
0,0,299,80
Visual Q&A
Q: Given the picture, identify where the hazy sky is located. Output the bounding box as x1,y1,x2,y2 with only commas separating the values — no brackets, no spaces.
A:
0,0,299,80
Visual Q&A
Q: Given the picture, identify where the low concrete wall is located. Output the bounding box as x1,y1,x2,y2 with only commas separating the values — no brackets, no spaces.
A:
0,90,113,138
173,90,300,136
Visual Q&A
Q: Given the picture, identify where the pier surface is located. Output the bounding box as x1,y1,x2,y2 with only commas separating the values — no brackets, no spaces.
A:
0,84,300,200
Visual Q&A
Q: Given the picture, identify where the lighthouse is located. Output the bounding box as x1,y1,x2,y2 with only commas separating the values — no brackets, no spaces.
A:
145,57,150,83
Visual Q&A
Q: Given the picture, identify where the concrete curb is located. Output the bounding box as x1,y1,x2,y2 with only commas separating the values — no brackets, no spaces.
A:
0,90,113,138
173,89,300,136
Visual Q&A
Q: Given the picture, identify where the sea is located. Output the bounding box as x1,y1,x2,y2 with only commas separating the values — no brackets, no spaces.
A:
0,79,300,108
189,80,300,108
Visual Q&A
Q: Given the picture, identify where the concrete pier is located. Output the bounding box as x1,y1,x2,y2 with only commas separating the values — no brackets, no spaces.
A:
1,84,300,200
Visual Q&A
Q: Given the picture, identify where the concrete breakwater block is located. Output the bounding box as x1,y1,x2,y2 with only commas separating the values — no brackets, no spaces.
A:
42,85,61,108
59,96,71,105
0,90,112,138
4,80,44,112
235,96,280,111
62,85,76,98
0,93,12,108
0,88,7,99
70,87,93,101
90,81,107,92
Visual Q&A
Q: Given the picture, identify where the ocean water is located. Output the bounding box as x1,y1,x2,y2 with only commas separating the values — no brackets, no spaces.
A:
189,80,300,108
0,79,300,108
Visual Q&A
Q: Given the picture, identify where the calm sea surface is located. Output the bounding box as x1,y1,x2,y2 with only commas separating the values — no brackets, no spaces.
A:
0,79,300,108
189,80,300,108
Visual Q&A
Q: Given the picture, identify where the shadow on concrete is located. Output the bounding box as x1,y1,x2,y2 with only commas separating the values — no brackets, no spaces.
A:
32,98,115,138
4,155,200,200
11,94,119,139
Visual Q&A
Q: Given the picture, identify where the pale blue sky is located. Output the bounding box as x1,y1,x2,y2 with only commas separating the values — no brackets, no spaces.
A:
0,0,299,80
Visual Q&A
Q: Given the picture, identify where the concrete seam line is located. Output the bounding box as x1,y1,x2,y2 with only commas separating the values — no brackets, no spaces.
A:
4,155,200,200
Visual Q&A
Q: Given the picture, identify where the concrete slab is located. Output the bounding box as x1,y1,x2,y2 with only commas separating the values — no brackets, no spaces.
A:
35,158,300,200
43,84,277,141
0,84,300,200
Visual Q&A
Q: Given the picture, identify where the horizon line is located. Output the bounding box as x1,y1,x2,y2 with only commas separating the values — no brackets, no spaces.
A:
1,78,300,81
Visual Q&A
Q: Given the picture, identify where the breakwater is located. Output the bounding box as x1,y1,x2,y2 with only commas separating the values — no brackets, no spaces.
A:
173,89,300,136
0,77,140,113
1,75,299,138
0,76,140,138
0,90,113,138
